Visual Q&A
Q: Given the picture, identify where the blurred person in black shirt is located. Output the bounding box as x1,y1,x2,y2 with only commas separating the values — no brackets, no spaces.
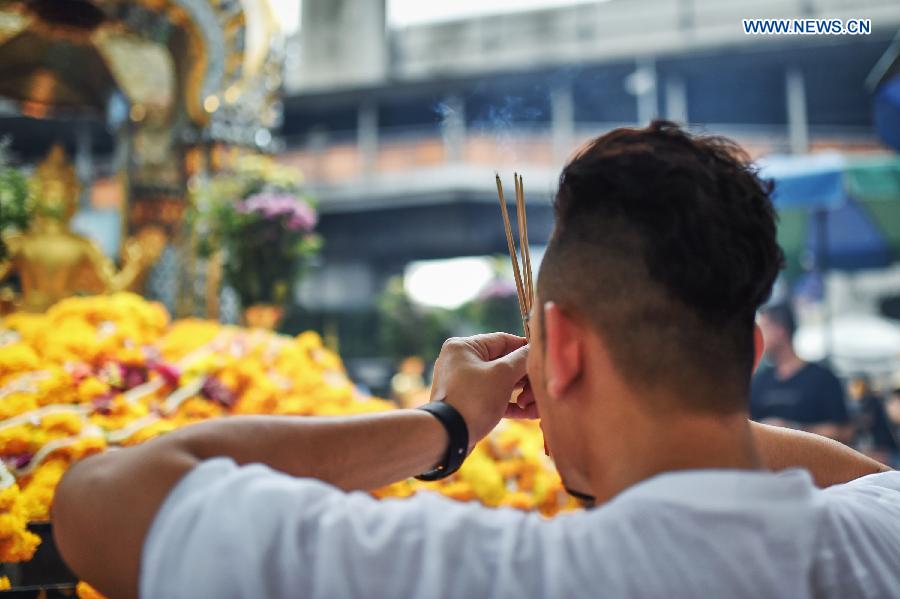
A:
887,387,900,465
888,387,900,427
750,303,852,443
848,375,898,464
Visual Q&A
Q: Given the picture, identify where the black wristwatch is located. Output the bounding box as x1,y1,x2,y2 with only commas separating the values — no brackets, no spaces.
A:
415,401,469,481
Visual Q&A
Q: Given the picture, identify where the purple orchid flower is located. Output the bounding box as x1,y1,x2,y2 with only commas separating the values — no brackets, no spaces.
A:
237,193,317,232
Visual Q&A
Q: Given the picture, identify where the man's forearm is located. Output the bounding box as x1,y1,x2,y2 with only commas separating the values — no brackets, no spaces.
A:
751,421,890,487
54,411,449,598
177,411,448,490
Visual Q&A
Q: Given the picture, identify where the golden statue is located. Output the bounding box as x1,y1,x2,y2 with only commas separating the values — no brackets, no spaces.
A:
0,145,164,312
390,356,429,408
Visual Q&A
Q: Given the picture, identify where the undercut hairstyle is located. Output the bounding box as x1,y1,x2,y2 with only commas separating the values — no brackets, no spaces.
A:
759,302,796,338
539,121,783,413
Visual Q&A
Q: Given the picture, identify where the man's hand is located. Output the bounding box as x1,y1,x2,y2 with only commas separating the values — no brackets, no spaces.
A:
430,333,529,444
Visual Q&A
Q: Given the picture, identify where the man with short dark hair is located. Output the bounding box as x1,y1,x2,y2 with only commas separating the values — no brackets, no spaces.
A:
751,302,852,442
54,122,899,599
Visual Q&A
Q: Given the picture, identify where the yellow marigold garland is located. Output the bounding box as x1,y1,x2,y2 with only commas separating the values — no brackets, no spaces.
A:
0,294,574,578
0,476,40,563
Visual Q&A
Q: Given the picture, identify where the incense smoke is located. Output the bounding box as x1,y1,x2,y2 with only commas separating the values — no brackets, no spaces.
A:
433,93,545,165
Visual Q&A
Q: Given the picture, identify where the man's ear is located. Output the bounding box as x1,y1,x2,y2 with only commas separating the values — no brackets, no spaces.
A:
543,302,582,400
752,323,764,373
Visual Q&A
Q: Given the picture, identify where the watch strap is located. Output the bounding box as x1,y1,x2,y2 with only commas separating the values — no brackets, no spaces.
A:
415,401,469,481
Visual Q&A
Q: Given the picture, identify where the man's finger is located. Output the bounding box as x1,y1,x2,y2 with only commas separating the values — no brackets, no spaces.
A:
466,333,527,361
496,345,529,382
514,384,536,408
505,401,539,419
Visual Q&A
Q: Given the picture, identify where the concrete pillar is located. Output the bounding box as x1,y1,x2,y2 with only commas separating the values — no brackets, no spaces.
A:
625,57,658,125
677,0,695,31
786,67,809,154
291,0,387,92
358,100,379,176
551,82,575,164
664,75,688,124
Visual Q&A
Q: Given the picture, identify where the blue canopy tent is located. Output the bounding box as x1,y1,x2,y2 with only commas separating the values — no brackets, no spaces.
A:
869,31,900,153
760,154,900,277
758,154,900,359
874,75,900,152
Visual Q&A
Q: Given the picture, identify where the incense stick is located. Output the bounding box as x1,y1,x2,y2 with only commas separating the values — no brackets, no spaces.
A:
496,173,534,339
495,175,527,317
516,173,533,313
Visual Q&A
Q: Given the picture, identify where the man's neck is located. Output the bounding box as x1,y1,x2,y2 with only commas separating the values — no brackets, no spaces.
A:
585,409,763,505
770,346,805,379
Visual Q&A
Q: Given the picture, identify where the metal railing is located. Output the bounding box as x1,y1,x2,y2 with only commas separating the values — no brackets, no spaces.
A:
280,121,881,192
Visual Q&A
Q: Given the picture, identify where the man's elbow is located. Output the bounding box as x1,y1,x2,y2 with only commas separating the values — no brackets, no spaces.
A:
52,442,200,598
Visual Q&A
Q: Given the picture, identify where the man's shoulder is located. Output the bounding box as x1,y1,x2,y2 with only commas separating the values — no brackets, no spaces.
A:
814,472,900,596
824,470,900,496
819,471,900,536
799,361,840,383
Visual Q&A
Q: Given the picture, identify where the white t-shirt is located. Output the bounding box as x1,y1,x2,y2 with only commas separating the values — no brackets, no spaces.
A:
140,458,900,598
